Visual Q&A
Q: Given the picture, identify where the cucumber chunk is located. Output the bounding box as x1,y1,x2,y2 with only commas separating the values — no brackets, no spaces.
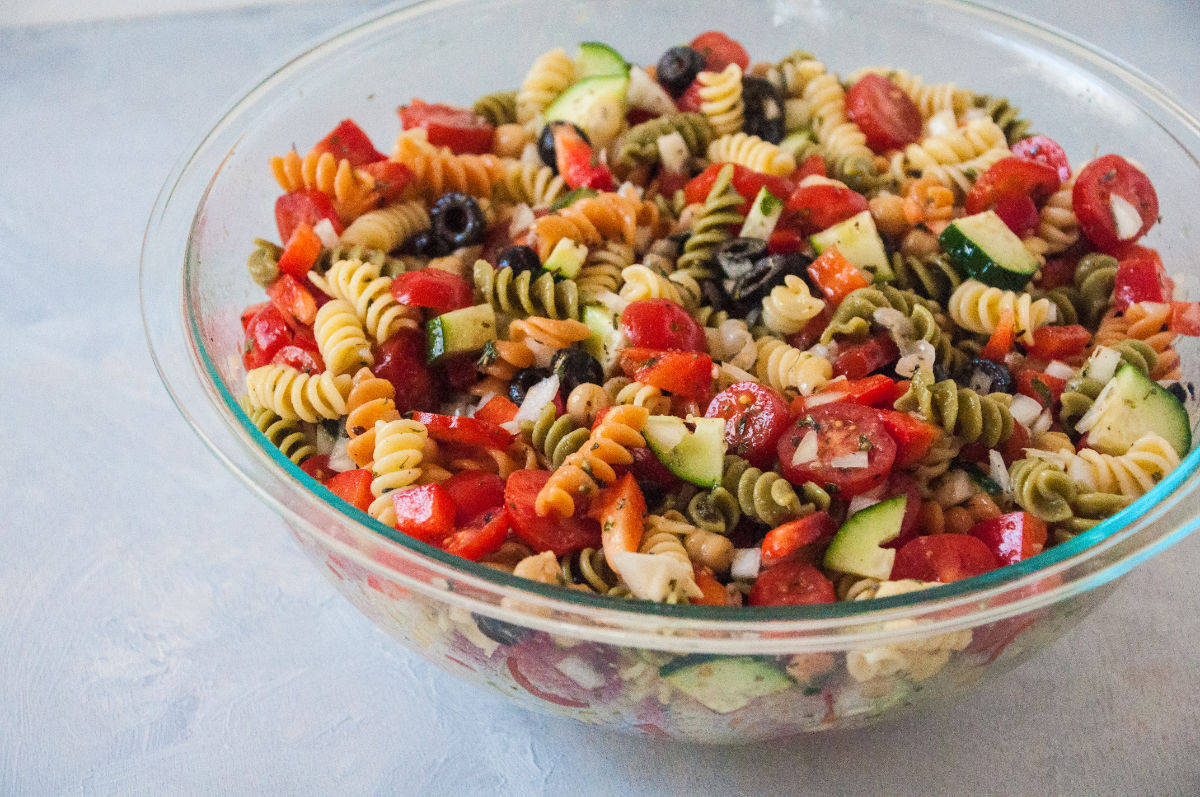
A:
581,303,625,374
810,210,893,281
1078,363,1191,457
426,303,497,363
542,236,588,279
575,41,629,79
642,416,726,487
739,186,783,241
939,210,1040,291
822,495,907,580
544,74,629,150
660,655,794,714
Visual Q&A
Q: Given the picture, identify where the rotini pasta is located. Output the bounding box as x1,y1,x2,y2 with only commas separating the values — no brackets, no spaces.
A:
245,364,352,423
310,257,419,342
761,275,825,335
696,63,745,137
536,404,649,517
338,201,431,253
472,258,580,320
948,279,1056,345
368,418,427,526
707,132,796,176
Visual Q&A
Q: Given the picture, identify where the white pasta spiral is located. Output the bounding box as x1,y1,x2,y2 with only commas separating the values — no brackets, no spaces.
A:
697,63,745,137
705,318,758,371
1023,176,1078,257
754,337,833,395
310,258,419,343
948,279,1056,345
313,298,373,375
1061,433,1180,499
802,72,872,161
603,377,672,415
761,275,826,335
707,132,796,177
516,48,575,125
339,200,430,252
493,161,567,208
369,419,428,526
618,264,701,311
245,364,352,423
899,117,1007,173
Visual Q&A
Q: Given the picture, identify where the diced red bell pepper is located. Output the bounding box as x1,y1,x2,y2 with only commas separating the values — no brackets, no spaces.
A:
312,119,386,166
410,412,515,449
265,272,318,328
969,511,1048,566
1016,369,1067,409
391,483,457,541
1170,301,1200,336
876,408,943,467
794,153,827,180
441,507,510,561
791,374,901,415
766,226,807,255
390,269,474,314
690,565,727,605
399,99,494,155
275,188,342,243
619,348,714,401
299,454,336,483
275,223,324,281
441,472,506,524
474,395,520,427
325,468,373,513
1025,324,1091,359
361,160,414,204
1114,254,1172,311
683,162,794,214
760,511,837,567
242,303,292,370
807,247,870,306
980,308,1015,361
831,333,899,379
785,184,869,236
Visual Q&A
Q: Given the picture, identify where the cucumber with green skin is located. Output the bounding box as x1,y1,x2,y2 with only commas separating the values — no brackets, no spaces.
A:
939,210,1040,291
822,494,907,580
544,74,629,150
659,655,794,714
739,186,784,241
1082,362,1191,457
642,415,726,487
542,237,588,279
810,210,893,281
426,303,496,363
575,41,629,79
581,303,624,374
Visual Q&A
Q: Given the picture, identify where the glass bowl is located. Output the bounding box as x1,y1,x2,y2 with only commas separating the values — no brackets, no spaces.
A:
141,0,1200,742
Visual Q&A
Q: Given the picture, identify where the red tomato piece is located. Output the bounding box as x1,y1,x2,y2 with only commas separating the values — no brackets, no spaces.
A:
241,301,271,332
474,395,519,427
998,420,1031,467
832,334,899,379
1171,301,1200,336
1036,256,1077,290
684,163,794,214
795,153,827,180
785,184,869,236
748,560,836,606
806,247,870,306
312,118,386,166
275,188,342,243
992,194,1040,237
891,534,999,582
299,454,335,482
970,511,1047,566
1025,324,1091,359
242,303,292,370
361,160,414,204
690,566,727,606
325,468,373,513
766,226,807,255
875,409,942,467
760,511,837,567
1073,154,1159,250
271,344,324,374
410,412,515,450
1016,369,1067,409
884,473,923,549
392,483,457,541
619,348,714,401
505,470,602,555
275,223,324,282
390,269,474,314
689,31,750,72
551,123,615,191
845,73,923,152
965,156,1061,216
372,328,435,412
676,79,704,113
816,374,902,409
441,471,506,524
441,507,510,561
1011,135,1071,183
777,402,897,497
705,382,792,468
785,304,832,352
399,99,495,155
266,272,318,328
979,308,1015,361
1113,255,1172,311
621,299,707,352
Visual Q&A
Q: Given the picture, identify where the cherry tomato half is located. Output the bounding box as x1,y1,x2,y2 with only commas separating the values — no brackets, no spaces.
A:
1011,135,1071,183
441,471,506,524
748,560,836,606
1073,154,1159,250
390,269,474,314
785,184,869,236
845,73,923,152
372,328,435,412
777,402,896,497
312,119,386,166
890,534,999,582
705,381,791,468
410,412,515,449
505,470,602,555
621,299,707,352
689,31,750,72
274,188,342,243
964,156,1061,216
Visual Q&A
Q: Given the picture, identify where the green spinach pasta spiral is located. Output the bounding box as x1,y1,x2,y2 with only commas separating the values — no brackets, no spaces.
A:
821,284,943,343
527,402,590,468
973,93,1032,145
247,238,282,287
676,163,744,271
894,367,1014,447
615,112,714,169
1074,252,1119,326
472,90,518,126
239,397,314,465
888,251,963,304
472,258,580,320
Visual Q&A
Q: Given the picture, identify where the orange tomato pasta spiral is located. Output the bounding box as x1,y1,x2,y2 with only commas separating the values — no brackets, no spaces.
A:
391,135,506,202
270,149,377,223
345,367,400,467
1125,301,1181,379
525,192,642,261
535,405,650,517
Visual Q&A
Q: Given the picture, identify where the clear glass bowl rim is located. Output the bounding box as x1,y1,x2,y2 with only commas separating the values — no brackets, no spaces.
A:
142,0,1200,651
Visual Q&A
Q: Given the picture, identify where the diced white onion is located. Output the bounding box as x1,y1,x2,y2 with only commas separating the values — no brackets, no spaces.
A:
804,390,845,408
327,434,355,472
315,421,338,456
895,340,935,378
527,338,557,369
1031,407,1054,436
790,430,820,465
847,488,884,516
313,218,340,248
926,109,958,137
730,548,762,581
1085,345,1122,384
1074,374,1120,433
628,65,678,116
933,469,973,507
554,656,606,690
656,130,690,175
499,420,521,435
1045,360,1076,381
1170,271,1198,302
989,449,1011,495
509,203,535,236
830,451,869,469
872,307,913,339
593,289,629,314
513,374,559,424
807,341,837,361
1110,193,1144,241
1009,394,1044,427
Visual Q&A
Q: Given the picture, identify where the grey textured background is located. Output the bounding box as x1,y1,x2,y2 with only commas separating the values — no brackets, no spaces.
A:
1,1,1198,794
